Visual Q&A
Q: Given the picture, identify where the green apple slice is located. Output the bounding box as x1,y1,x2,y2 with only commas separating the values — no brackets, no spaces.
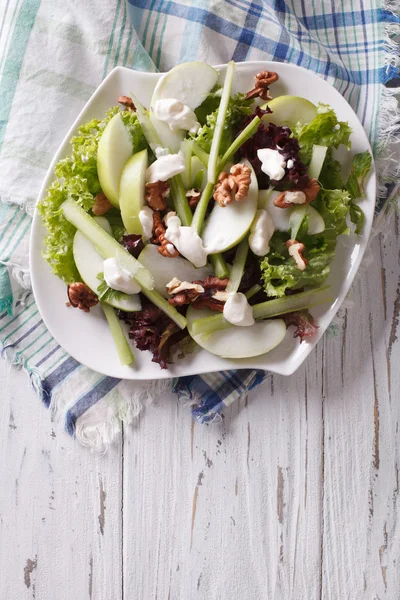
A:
187,306,287,359
73,216,142,312
264,190,292,231
119,149,148,235
262,95,317,128
149,62,219,152
97,113,133,207
202,160,258,254
138,243,212,298
290,205,325,239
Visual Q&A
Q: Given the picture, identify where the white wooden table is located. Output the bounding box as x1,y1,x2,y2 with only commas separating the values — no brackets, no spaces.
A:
0,216,399,600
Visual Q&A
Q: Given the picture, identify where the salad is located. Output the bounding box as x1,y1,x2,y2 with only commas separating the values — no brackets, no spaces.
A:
38,61,372,369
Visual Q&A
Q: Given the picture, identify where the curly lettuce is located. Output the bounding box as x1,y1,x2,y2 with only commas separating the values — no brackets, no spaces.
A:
38,108,147,284
190,91,253,155
261,189,351,297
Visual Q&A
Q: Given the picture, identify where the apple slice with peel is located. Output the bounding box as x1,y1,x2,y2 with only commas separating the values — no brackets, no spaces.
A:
73,216,141,312
187,306,287,359
264,190,292,231
138,243,212,298
119,149,148,235
262,96,317,128
202,160,258,254
150,62,219,152
97,113,133,207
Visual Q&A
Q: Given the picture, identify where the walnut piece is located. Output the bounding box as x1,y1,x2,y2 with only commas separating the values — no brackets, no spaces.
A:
186,188,201,210
92,192,113,216
145,181,170,211
213,163,251,207
245,70,279,100
118,95,136,111
274,178,321,208
166,277,205,296
152,212,179,258
67,282,98,312
167,276,229,310
286,240,307,271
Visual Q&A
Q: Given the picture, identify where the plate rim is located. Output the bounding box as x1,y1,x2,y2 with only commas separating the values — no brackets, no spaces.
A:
29,60,377,379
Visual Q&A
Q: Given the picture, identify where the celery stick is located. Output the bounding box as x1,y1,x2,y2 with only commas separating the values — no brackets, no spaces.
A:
191,141,209,167
219,116,261,170
193,168,205,190
210,253,230,279
170,175,193,226
141,288,187,329
62,199,154,289
208,61,235,184
62,199,187,328
180,139,192,189
101,302,135,366
226,238,248,293
130,93,161,152
308,145,328,180
191,181,214,234
245,284,261,300
191,286,331,336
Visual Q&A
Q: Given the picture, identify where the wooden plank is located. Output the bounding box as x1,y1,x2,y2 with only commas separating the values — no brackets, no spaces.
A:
0,364,123,600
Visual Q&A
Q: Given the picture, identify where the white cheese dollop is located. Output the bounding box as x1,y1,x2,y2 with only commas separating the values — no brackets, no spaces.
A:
223,292,255,327
286,159,294,169
103,258,141,295
249,209,275,256
164,213,208,267
146,151,185,182
138,206,154,240
283,190,307,204
153,98,200,134
257,148,286,181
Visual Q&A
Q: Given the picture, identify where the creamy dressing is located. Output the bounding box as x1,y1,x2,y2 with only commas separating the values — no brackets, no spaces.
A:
283,190,307,204
153,98,200,134
164,213,208,267
248,209,275,256
138,206,154,240
146,152,185,182
103,258,141,294
257,148,286,181
223,292,255,327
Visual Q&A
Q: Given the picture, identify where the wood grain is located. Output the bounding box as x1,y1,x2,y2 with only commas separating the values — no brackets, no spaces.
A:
0,217,399,599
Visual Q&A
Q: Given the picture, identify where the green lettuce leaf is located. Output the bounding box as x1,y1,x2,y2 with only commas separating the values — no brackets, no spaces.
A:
38,107,146,284
190,92,253,154
260,189,351,297
293,104,352,165
318,150,344,189
346,151,372,199
96,272,128,302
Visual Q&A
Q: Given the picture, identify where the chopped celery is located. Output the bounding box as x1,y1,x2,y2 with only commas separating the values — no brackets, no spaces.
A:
245,284,261,300
191,181,214,234
208,61,235,184
219,116,261,170
191,286,331,336
180,139,192,188
169,175,193,226
210,253,230,279
130,93,161,152
193,168,205,190
62,199,154,289
101,302,135,366
62,199,187,328
226,238,248,293
191,141,209,167
308,145,328,180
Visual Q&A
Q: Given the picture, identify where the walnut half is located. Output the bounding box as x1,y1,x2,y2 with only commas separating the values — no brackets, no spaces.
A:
245,70,279,100
145,181,170,211
67,282,98,312
286,240,307,271
213,163,251,207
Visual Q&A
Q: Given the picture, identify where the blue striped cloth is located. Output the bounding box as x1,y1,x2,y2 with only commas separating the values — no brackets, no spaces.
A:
0,0,399,446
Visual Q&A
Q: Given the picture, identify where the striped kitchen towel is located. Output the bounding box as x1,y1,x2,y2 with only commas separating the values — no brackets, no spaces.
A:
0,0,399,448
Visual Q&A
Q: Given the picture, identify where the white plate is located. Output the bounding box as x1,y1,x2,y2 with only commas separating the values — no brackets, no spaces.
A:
30,62,376,380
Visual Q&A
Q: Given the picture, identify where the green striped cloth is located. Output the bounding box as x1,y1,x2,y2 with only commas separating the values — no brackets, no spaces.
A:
0,0,399,449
